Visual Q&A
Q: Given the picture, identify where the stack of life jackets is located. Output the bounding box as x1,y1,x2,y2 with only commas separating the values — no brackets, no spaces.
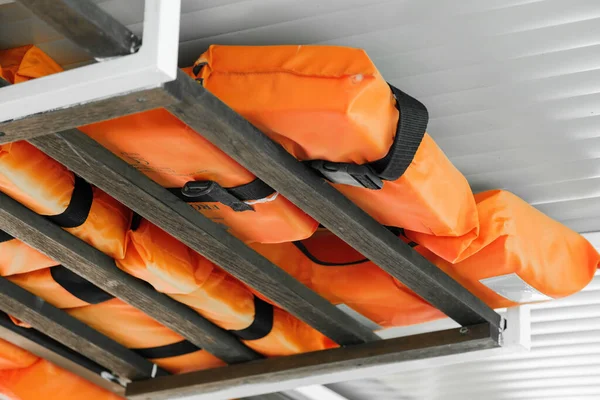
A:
0,337,122,400
5,234,335,367
1,43,598,360
0,45,335,363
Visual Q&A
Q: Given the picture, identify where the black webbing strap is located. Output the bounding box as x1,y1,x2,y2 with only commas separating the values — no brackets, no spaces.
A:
0,229,13,243
230,296,274,341
51,265,114,304
370,84,429,181
132,339,201,360
47,176,94,228
292,241,369,266
130,212,142,231
311,84,428,189
168,179,275,212
385,226,418,247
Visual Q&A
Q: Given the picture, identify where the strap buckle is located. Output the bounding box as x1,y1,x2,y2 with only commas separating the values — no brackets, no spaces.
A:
181,181,254,212
310,161,383,190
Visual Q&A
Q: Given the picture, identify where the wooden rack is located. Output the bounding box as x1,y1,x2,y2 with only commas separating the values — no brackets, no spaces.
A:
0,1,512,399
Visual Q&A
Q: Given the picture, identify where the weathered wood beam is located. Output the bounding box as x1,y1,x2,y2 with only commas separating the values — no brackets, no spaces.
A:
127,324,499,400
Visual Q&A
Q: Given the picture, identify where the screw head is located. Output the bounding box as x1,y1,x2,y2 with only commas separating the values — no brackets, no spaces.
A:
459,327,469,335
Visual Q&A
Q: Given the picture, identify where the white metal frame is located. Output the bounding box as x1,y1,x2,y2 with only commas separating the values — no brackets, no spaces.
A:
175,308,531,400
0,0,180,123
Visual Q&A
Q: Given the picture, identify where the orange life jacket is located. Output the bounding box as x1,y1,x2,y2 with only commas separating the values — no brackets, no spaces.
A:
7,265,224,375
193,45,479,260
0,338,123,400
118,218,336,356
414,190,600,308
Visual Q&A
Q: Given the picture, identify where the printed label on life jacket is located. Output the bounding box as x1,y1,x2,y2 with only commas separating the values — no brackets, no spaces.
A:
480,273,553,303
336,304,382,330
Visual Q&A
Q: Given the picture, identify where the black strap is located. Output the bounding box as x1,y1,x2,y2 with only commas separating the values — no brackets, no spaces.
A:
310,84,428,188
385,227,418,247
168,179,275,212
130,212,142,231
192,62,207,77
230,296,274,341
47,176,94,228
132,339,201,359
0,229,13,243
369,84,429,181
51,265,114,304
292,241,368,266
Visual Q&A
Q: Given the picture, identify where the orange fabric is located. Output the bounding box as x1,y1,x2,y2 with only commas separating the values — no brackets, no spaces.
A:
68,299,225,374
196,45,398,164
118,219,335,356
414,190,600,308
0,141,131,259
195,45,478,256
0,339,37,371
0,338,121,400
6,267,89,309
335,134,479,260
0,238,56,277
251,234,445,328
0,45,62,84
0,359,123,400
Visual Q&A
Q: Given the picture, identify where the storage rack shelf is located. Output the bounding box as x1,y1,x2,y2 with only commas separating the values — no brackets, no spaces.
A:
0,1,513,399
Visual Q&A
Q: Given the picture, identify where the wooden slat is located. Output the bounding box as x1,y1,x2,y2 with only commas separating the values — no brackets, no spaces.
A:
0,191,261,364
0,314,125,394
15,0,140,57
0,276,159,380
0,85,175,144
30,131,380,346
163,72,503,329
127,324,499,400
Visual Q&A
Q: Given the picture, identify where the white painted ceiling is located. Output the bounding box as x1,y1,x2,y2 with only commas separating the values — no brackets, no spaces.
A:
2,0,600,398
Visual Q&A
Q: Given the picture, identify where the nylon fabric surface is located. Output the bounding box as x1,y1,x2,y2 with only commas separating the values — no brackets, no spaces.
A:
0,338,122,400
